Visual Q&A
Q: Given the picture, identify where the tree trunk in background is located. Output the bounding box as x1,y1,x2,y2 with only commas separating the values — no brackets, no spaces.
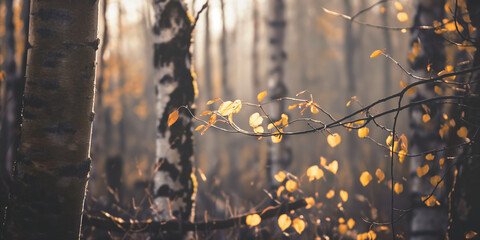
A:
450,1,480,238
204,3,212,102
408,1,447,239
0,0,29,226
252,0,259,91
5,0,99,238
267,0,290,186
151,0,196,238
220,0,229,97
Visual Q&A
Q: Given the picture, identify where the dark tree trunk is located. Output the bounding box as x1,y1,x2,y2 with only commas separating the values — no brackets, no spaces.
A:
220,0,229,97
252,0,260,91
151,0,196,238
5,0,99,239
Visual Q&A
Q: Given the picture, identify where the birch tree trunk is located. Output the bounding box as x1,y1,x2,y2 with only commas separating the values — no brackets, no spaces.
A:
408,1,448,239
151,0,196,238
5,0,99,239
267,0,290,186
450,1,480,237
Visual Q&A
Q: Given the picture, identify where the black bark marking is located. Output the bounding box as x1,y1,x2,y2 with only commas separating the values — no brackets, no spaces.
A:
56,158,92,178
36,8,73,26
35,28,55,38
157,157,180,180
42,51,66,68
43,122,77,135
24,95,45,108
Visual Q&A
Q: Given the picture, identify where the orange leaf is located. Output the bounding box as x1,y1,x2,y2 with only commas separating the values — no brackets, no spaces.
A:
206,98,221,105
278,214,291,231
340,190,348,202
327,133,341,148
168,110,179,127
246,214,261,226
360,171,372,187
257,91,267,102
370,49,386,58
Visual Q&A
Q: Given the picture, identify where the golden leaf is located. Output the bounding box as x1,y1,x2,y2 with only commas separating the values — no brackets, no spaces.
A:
370,49,386,58
465,231,478,239
340,190,348,202
274,171,286,182
358,127,370,138
326,190,335,199
376,168,385,183
417,164,429,178
195,125,205,131
310,105,319,114
218,100,242,116
434,86,443,95
167,110,179,127
292,218,305,234
246,214,261,226
254,126,264,134
425,153,435,161
320,156,327,167
257,91,267,102
421,195,437,207
271,131,283,143
422,114,431,123
307,165,324,181
347,218,355,229
305,197,315,209
285,180,298,192
327,133,341,148
288,104,297,110
339,224,347,235
394,1,403,10
277,186,284,197
281,114,289,126
439,158,445,169
457,126,468,138
430,175,443,188
398,150,407,163
249,112,263,127
386,135,393,146
278,214,291,231
360,171,373,187
206,98,221,105
200,110,212,116
397,12,408,22
209,114,217,125
326,160,339,175
394,183,403,194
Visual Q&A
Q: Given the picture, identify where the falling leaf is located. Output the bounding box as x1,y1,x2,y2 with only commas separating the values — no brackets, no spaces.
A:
278,214,292,231
347,218,355,229
307,165,324,181
430,175,443,188
326,190,335,199
465,231,478,239
421,195,437,207
360,171,373,187
340,190,348,202
417,164,429,178
394,1,403,10
370,49,386,58
425,153,435,161
397,12,408,22
195,125,205,131
286,180,298,192
422,114,431,123
326,160,339,175
394,183,403,194
274,171,286,182
339,224,348,234
327,133,341,148
249,112,263,127
246,214,261,226
305,197,315,209
457,126,468,138
358,127,370,138
292,218,305,234
168,110,179,127
206,98,221,105
376,169,385,183
257,91,267,102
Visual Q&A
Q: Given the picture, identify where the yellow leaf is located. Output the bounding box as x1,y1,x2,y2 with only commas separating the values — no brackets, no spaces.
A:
386,135,393,146
326,190,335,199
195,125,205,131
346,100,351,106
327,133,341,148
397,12,408,22
281,113,289,126
326,160,339,175
434,86,443,95
307,165,324,181
394,183,403,194
274,171,286,182
422,114,431,123
347,218,355,229
254,126,264,134
439,158,445,169
200,110,212,116
310,105,319,114
292,218,305,234
277,186,285,197
249,112,263,127
417,164,430,178
421,195,437,207
340,190,348,202
449,119,456,127
246,214,261,226
218,100,242,116
257,91,267,102
380,7,385,14
457,126,468,138
400,134,408,151
360,171,373,187
305,197,315,209
370,49,385,58
376,169,385,183
271,132,283,143
465,231,478,239
168,110,179,127
398,150,407,163
368,230,377,240
288,104,297,110
358,127,370,138
339,224,348,235
338,217,345,223
320,156,327,167
209,114,217,125
278,214,291,231
206,98,221,105
425,153,435,161
430,175,443,188
285,180,298,192
394,1,403,10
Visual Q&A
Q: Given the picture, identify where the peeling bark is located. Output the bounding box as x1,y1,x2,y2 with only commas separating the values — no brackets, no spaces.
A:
151,0,196,238
5,0,99,239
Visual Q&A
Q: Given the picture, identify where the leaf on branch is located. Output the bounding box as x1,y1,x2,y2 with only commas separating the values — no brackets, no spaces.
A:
292,218,305,234
206,98,221,105
430,175,443,188
325,160,339,175
288,104,297,110
271,130,283,143
394,183,403,194
326,190,335,199
285,180,298,192
209,114,217,125
370,49,386,58
200,110,212,116
375,168,385,183
339,224,348,235
278,214,291,231
168,110,179,127
457,126,468,138
360,171,372,187
218,100,242,116
340,190,348,202
422,114,431,123
195,125,205,131
307,165,324,181
305,197,315,209
396,12,408,22
249,112,263,127
257,91,267,102
425,153,435,161
417,164,429,178
386,135,393,146
327,133,341,148
246,214,261,227
274,171,286,183
347,218,355,229
465,231,478,239
421,195,437,207
358,127,370,138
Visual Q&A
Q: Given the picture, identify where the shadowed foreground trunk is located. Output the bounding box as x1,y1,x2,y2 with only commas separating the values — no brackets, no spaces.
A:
408,0,447,239
5,0,99,239
151,0,196,238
